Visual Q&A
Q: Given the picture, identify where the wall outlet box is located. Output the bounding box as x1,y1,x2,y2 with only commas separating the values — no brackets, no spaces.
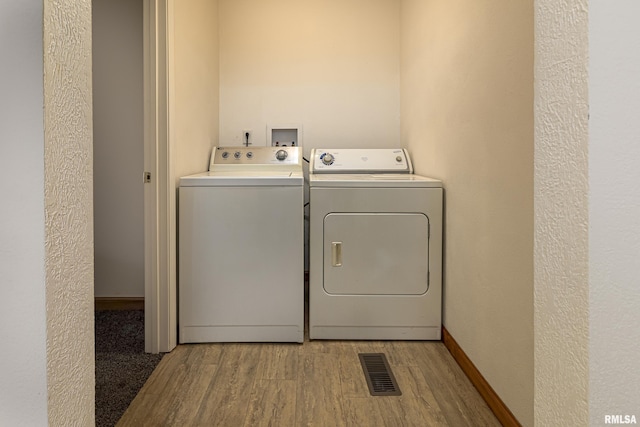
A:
267,124,302,148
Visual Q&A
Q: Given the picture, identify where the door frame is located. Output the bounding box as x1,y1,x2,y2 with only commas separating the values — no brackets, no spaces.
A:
143,0,176,353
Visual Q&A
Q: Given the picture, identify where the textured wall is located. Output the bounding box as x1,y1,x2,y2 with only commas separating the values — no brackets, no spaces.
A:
400,1,534,424
0,0,49,424
534,0,589,425
93,0,145,298
589,1,640,423
43,0,95,425
174,0,220,178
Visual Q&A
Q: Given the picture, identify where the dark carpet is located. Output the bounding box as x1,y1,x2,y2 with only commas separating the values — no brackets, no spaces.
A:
95,310,164,427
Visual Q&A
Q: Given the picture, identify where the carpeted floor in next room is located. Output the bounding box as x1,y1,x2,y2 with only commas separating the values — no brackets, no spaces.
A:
95,310,164,427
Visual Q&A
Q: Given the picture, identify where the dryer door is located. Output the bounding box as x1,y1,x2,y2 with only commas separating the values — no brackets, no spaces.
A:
323,213,429,295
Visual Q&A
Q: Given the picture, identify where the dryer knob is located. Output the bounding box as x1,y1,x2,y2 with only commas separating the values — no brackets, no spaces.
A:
221,151,230,159
322,153,334,165
276,149,288,161
234,151,241,159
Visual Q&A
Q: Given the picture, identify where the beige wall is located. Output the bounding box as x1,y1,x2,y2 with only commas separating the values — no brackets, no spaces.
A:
218,0,400,154
400,1,534,425
173,0,220,178
93,0,145,298
44,0,95,424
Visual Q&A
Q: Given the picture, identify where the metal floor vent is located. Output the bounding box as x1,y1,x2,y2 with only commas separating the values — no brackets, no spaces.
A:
358,353,402,396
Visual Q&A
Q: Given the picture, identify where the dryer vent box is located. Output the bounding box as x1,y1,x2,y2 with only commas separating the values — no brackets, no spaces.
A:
268,125,302,148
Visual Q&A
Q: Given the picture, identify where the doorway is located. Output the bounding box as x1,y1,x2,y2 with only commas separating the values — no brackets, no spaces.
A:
93,0,176,354
93,0,145,308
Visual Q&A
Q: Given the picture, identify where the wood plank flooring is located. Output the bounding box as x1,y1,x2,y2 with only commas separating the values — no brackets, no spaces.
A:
117,338,500,426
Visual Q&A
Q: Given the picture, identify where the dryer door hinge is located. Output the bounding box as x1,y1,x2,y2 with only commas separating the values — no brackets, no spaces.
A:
144,172,151,183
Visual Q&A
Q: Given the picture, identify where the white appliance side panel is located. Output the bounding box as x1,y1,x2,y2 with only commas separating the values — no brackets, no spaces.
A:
179,185,303,342
323,213,429,295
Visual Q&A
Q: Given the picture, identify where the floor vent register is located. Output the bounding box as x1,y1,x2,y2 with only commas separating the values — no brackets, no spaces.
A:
358,353,402,396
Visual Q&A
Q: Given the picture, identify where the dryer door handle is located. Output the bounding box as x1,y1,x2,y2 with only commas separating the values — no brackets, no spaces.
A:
331,242,343,267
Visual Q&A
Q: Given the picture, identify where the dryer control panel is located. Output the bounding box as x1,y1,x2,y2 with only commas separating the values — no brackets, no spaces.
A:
311,148,413,174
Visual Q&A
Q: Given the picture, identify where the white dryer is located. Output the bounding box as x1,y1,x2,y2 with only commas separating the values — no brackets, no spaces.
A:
309,148,443,340
179,146,304,343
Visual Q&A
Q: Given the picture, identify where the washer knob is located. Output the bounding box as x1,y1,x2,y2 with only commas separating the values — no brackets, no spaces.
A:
246,152,253,159
276,149,288,161
221,151,230,159
322,153,334,165
234,151,241,159
396,156,403,162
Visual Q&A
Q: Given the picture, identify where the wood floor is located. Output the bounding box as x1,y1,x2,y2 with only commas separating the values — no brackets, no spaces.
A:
117,338,500,426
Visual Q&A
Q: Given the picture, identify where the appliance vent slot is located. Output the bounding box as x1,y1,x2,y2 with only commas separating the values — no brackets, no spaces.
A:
358,353,402,396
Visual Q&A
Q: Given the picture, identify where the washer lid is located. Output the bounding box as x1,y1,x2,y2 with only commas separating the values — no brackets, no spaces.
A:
309,173,442,188
180,171,304,187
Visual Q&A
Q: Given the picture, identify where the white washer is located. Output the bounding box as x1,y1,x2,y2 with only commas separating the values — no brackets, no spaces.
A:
179,146,304,343
309,148,443,340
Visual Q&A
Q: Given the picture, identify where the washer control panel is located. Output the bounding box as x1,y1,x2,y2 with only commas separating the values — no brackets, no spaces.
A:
311,148,413,174
211,146,300,170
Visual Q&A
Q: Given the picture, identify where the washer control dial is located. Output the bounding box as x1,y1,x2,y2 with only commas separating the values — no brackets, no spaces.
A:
276,149,288,161
246,151,253,159
321,153,335,165
234,151,241,159
221,151,230,159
